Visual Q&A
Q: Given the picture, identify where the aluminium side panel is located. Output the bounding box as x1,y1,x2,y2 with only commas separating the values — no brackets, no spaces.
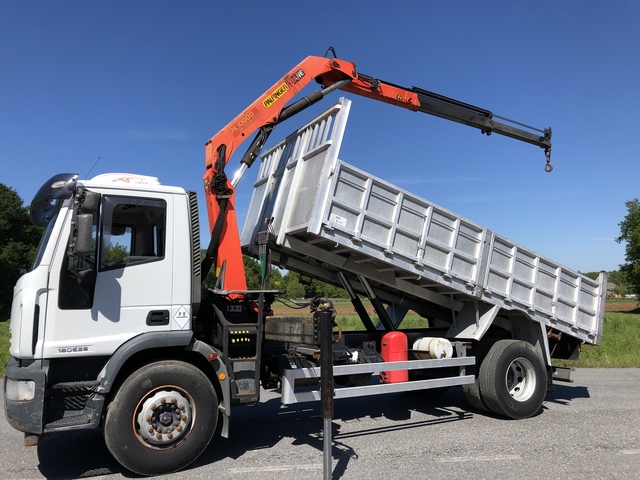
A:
241,97,605,345
318,164,604,344
240,98,351,251
320,161,488,293
482,235,604,343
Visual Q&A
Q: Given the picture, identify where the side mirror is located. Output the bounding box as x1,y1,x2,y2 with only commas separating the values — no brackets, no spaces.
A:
74,214,94,255
78,191,100,214
68,188,99,263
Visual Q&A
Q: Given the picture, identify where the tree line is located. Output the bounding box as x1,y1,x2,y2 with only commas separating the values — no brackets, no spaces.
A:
0,183,44,313
581,269,633,297
2,181,640,313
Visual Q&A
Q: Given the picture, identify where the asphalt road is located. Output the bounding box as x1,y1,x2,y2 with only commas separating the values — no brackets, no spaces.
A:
2,369,639,480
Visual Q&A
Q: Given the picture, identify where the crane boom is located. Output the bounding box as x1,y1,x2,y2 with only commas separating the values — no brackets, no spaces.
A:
202,52,553,291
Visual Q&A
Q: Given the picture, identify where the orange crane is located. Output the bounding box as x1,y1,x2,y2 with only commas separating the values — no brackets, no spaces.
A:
202,48,552,291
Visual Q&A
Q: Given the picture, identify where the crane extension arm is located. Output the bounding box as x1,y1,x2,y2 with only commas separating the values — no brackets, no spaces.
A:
202,51,552,291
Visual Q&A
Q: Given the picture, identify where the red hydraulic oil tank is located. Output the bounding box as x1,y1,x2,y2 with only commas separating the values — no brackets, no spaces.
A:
381,331,408,383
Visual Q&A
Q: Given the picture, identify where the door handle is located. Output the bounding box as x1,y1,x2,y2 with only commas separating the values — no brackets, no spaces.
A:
146,310,170,326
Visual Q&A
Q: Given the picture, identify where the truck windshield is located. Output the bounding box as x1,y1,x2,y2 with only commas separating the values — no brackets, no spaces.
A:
30,173,78,270
31,210,61,270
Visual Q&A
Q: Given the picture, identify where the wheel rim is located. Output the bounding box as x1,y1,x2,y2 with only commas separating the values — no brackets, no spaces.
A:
505,357,536,402
134,385,194,449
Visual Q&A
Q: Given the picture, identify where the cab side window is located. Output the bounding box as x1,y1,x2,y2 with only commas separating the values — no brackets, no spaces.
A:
100,196,166,270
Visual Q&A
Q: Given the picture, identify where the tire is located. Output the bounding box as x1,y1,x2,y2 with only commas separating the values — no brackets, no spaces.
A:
104,360,219,476
462,380,489,413
462,343,490,413
478,340,547,419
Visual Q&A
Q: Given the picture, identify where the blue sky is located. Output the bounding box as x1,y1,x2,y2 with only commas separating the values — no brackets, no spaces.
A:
2,1,638,273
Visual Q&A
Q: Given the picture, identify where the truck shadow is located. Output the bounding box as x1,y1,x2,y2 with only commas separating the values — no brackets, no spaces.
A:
543,382,591,406
36,428,126,478
193,388,474,478
35,385,590,478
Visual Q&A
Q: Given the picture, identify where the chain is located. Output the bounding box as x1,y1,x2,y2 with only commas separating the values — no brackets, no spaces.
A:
544,147,553,172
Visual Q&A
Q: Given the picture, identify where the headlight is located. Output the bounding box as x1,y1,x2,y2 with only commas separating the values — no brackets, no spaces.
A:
5,379,36,401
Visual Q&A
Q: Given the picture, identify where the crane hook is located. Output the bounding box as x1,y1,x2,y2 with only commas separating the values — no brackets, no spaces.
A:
544,148,553,173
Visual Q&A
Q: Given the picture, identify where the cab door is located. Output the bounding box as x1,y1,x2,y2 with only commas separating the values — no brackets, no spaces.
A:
42,191,178,358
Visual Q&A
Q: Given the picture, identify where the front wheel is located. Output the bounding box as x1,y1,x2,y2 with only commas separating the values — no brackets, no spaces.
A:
104,360,219,476
478,340,547,419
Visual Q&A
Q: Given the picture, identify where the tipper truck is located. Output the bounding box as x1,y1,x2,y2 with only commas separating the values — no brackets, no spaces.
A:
4,50,606,476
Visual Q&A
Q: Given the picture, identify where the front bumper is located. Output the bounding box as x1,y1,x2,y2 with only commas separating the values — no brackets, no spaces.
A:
3,357,46,434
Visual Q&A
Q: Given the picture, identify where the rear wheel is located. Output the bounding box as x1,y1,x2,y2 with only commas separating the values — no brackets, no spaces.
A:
104,360,219,476
478,340,547,419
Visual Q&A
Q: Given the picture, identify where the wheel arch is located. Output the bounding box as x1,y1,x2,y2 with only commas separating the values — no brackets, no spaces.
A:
492,310,551,366
96,333,230,436
448,302,551,366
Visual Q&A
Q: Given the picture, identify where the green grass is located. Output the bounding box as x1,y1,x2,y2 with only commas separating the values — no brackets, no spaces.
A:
0,314,10,377
335,312,429,330
555,311,640,368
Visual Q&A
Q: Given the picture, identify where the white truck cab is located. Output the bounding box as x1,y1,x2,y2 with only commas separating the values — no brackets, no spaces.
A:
5,172,203,438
